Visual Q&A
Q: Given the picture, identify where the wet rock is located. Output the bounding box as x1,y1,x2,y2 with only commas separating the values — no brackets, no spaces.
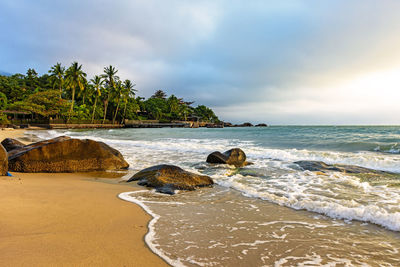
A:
206,148,247,167
127,164,213,194
0,144,8,175
1,138,25,152
8,136,129,172
294,160,388,174
255,123,268,127
155,184,176,195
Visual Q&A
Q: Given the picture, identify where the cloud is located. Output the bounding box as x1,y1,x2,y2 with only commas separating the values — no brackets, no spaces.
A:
1,0,400,123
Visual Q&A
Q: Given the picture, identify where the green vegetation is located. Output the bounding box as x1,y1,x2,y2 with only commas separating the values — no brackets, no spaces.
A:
0,63,219,124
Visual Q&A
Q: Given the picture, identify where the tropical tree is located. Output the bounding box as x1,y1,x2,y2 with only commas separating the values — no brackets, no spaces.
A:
144,97,167,120
151,89,167,99
121,79,136,122
112,80,123,124
65,62,86,122
167,95,180,113
48,63,65,99
179,101,193,121
194,105,219,122
79,78,90,105
102,65,118,124
25,68,39,93
0,63,220,125
0,92,7,110
9,90,69,118
90,75,103,123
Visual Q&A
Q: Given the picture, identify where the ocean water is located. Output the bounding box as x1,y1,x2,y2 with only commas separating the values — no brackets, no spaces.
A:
31,126,400,266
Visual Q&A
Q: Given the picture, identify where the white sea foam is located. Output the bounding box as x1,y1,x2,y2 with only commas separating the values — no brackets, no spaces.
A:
214,172,400,231
34,129,400,173
33,129,400,232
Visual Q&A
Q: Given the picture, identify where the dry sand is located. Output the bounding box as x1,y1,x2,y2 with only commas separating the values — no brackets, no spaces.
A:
0,128,27,142
0,129,167,267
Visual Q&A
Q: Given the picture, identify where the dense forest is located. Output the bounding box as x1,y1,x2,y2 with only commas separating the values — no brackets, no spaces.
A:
0,62,219,124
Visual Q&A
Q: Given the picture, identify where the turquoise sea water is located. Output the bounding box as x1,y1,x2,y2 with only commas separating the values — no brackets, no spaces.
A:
32,126,400,266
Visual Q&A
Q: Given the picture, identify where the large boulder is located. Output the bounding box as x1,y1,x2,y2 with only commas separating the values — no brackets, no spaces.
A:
127,164,213,194
1,138,25,152
294,160,388,174
206,148,247,167
0,144,8,175
8,136,129,172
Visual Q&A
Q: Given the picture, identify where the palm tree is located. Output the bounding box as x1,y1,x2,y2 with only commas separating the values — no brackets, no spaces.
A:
112,80,125,124
26,68,39,93
65,62,87,122
80,78,89,106
101,65,118,124
49,63,65,99
90,75,104,123
151,89,167,99
179,102,191,121
121,79,137,123
167,95,180,114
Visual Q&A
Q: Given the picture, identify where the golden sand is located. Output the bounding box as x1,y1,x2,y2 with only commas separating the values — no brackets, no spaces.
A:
0,129,167,266
0,128,27,143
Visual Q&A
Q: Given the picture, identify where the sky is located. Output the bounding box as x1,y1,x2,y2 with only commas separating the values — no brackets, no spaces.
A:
1,0,400,124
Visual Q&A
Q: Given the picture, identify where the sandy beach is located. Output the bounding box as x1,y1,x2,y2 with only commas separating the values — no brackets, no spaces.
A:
0,128,27,143
0,129,167,267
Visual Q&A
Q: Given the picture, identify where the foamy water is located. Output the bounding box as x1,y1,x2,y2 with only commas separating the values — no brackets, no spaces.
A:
31,127,400,266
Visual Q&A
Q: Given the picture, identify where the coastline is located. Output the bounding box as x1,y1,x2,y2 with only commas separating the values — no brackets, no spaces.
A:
0,129,167,266
3,127,400,266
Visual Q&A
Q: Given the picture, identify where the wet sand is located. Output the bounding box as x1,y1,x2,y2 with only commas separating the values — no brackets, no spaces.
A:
0,129,167,266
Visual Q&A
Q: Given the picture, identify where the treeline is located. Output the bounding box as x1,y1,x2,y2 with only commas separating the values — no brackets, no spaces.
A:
0,62,219,124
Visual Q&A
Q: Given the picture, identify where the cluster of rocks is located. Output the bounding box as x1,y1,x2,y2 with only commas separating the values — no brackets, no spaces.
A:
125,148,249,194
223,122,268,127
4,135,387,196
1,135,251,195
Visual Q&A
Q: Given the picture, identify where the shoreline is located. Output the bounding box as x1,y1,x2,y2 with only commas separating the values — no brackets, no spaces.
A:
4,127,400,265
119,191,185,267
0,129,167,266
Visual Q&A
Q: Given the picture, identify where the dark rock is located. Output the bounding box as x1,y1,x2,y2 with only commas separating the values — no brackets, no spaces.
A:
294,160,388,174
234,122,254,127
206,148,247,167
127,164,213,194
206,123,224,128
1,138,25,152
0,144,8,175
8,136,129,172
223,122,233,127
155,184,176,195
255,123,268,127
